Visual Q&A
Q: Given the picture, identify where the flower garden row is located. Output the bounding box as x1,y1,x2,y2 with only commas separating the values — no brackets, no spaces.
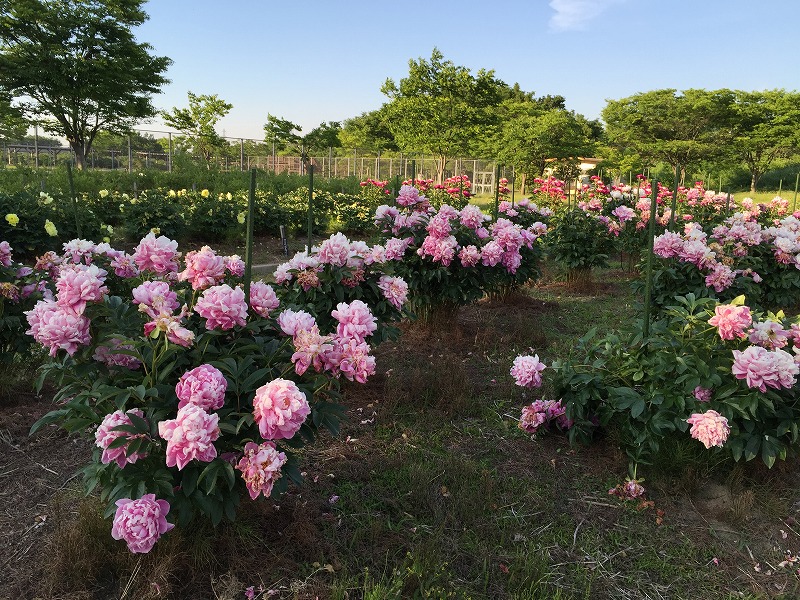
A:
1,176,799,552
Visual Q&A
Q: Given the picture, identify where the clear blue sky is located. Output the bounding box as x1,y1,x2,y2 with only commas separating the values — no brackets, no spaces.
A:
136,0,800,141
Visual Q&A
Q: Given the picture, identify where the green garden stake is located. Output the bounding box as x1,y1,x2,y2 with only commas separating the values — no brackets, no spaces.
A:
511,167,516,207
727,190,731,214
411,160,416,187
307,164,314,251
66,162,81,238
719,175,722,194
493,163,501,220
793,172,799,212
779,179,783,196
642,182,659,340
244,168,256,303
669,163,679,231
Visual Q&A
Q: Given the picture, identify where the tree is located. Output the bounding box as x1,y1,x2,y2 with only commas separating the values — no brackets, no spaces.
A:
381,48,506,182
339,109,397,153
729,90,800,192
162,92,232,167
0,0,171,169
602,89,735,177
263,114,302,154
304,121,342,154
0,92,27,142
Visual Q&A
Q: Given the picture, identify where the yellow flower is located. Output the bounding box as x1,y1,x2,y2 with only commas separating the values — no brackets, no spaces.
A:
5,213,19,226
99,189,109,198
168,189,176,198
237,212,246,224
44,219,58,236
150,227,161,235
201,189,210,198
39,192,53,204
103,236,111,243
226,192,233,201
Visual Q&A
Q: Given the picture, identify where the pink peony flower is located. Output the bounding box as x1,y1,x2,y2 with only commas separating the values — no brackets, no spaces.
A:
748,320,790,350
652,231,685,258
481,240,504,267
704,263,735,293
93,338,141,369
225,255,245,277
55,264,108,315
249,281,280,317
111,494,174,553
331,300,377,343
277,308,316,337
510,354,546,388
175,364,227,410
328,337,376,383
377,275,409,310
132,233,181,275
62,239,96,264
158,404,220,470
179,246,226,290
418,234,458,266
687,410,730,449
708,304,752,340
296,269,321,291
384,237,411,260
317,232,351,266
95,409,149,468
252,378,310,440
459,245,481,267
0,241,11,267
291,325,333,375
143,310,195,347
110,252,140,278
194,284,248,330
235,441,287,500
25,299,91,356
693,386,713,402
132,281,179,318
732,346,798,392
459,205,488,230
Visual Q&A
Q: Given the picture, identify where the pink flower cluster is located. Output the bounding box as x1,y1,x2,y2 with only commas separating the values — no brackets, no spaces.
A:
510,354,546,388
687,410,730,449
518,399,571,434
708,304,752,340
377,275,409,310
194,284,248,330
133,280,179,318
175,364,227,410
132,233,181,275
179,246,226,290
332,299,377,342
111,494,174,553
55,264,108,315
248,281,280,317
253,378,310,440
0,241,12,267
158,404,220,470
731,345,798,392
93,338,141,369
25,299,91,356
236,441,287,500
95,409,149,468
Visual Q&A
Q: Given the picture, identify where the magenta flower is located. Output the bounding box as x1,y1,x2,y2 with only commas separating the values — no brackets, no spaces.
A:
328,337,376,383
686,410,730,449
175,364,227,410
158,405,220,470
331,300,377,343
132,233,181,275
652,231,685,258
248,281,280,317
693,386,713,402
55,264,108,315
459,205,488,230
418,234,458,266
195,284,248,330
252,378,310,441
179,246,226,290
95,409,149,468
377,275,409,310
0,241,11,267
110,252,139,278
732,346,798,392
111,494,174,553
277,308,316,337
25,299,91,356
132,280,179,318
510,354,547,388
708,304,752,340
480,240,504,267
235,441,287,500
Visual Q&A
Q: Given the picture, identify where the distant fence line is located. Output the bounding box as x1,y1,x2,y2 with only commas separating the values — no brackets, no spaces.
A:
2,128,506,189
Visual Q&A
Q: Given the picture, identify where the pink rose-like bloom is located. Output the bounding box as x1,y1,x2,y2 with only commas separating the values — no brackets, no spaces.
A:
25,299,91,356
708,304,752,340
418,234,458,266
93,338,141,369
176,364,227,410
55,264,108,315
396,185,422,207
328,337,376,383
111,494,174,554
693,386,713,402
236,441,287,500
331,300,377,343
110,252,139,278
384,237,411,261
459,204,488,230
144,311,195,347
132,280,179,318
62,239,97,264
481,240,504,267
704,263,735,293
686,410,731,449
748,320,790,350
252,378,310,440
158,404,220,470
225,255,245,277
296,269,321,291
95,409,149,468
132,233,181,274
249,281,280,317
459,244,481,267
377,275,409,310
652,231,685,258
611,205,636,223
291,325,332,375
277,308,316,337
195,284,248,330
0,241,11,267
426,213,452,238
317,232,351,267
179,246,226,290
510,354,546,388
732,346,798,392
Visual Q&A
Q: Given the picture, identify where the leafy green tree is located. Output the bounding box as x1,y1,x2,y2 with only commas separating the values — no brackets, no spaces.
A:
0,0,171,169
381,48,506,182
729,90,800,192
339,109,397,153
304,121,342,154
162,92,232,167
0,92,27,142
263,114,302,154
602,89,735,176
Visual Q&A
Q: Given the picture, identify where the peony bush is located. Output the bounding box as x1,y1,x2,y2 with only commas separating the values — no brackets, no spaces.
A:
28,234,382,552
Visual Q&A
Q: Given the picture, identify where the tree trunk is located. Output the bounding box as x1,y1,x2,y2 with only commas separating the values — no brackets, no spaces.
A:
69,140,87,170
435,155,446,184
750,172,759,194
519,173,527,195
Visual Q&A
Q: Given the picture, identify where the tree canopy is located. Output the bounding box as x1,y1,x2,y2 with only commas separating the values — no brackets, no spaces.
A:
263,114,302,154
162,92,232,166
0,0,171,169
